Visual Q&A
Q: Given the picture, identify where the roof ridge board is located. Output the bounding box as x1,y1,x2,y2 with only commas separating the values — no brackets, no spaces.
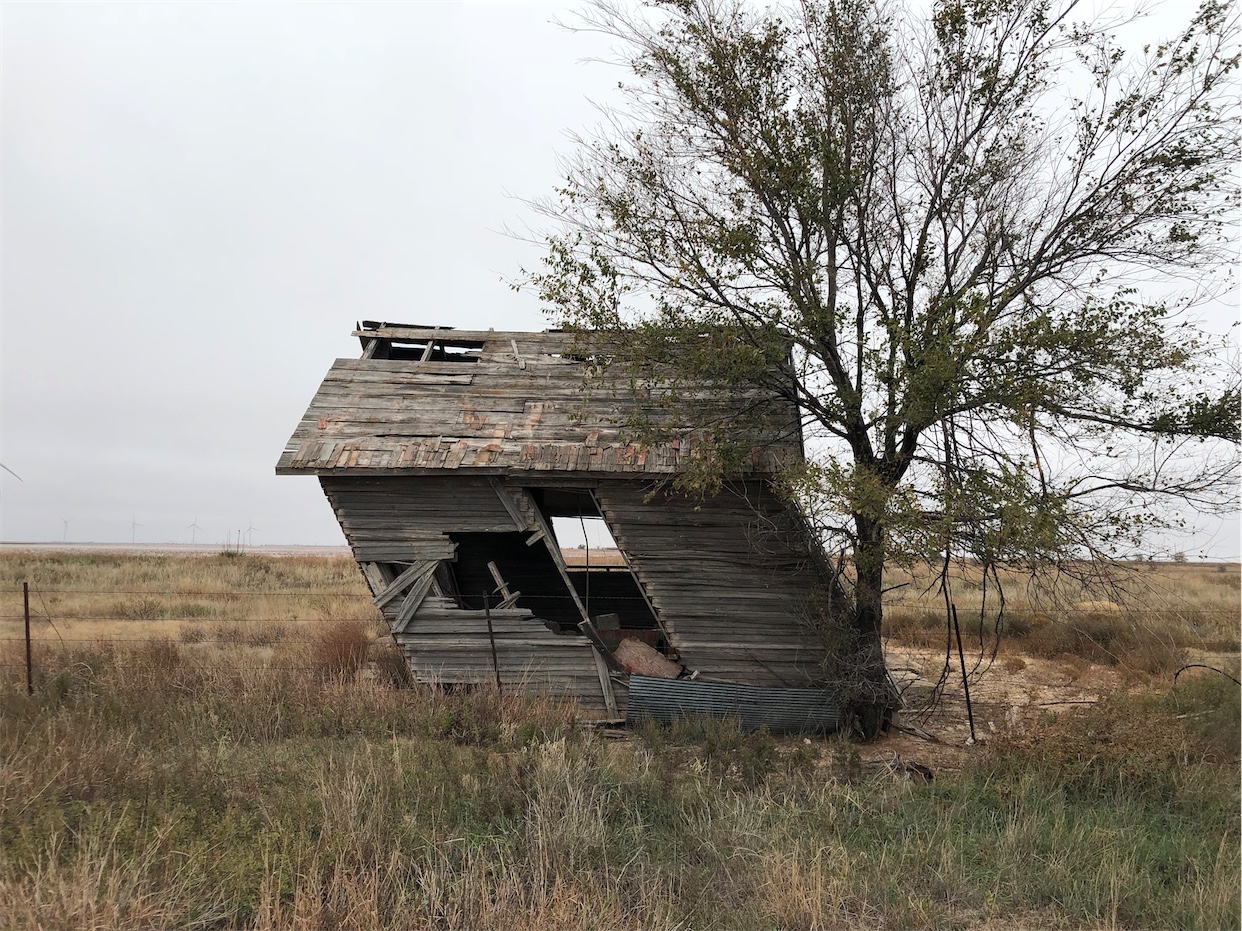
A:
352,326,570,343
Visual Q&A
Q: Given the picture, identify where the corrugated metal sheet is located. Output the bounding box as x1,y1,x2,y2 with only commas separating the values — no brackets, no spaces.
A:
626,675,846,734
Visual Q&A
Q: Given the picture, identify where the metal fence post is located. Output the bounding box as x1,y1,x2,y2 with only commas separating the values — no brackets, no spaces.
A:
483,591,502,690
23,581,33,696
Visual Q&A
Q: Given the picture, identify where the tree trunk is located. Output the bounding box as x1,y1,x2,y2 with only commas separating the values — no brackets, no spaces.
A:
849,514,891,736
854,515,885,644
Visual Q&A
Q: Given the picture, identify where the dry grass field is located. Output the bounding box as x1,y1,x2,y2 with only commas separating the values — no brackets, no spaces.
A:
883,558,1240,673
1,549,379,648
1,548,1238,929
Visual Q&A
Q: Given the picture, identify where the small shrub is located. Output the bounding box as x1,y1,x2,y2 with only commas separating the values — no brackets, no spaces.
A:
783,738,820,780
179,624,207,643
1001,611,1048,638
1002,655,1027,673
209,622,249,645
635,714,782,787
1115,632,1187,677
204,621,287,647
370,640,412,687
133,638,182,678
170,602,213,619
1170,664,1242,761
883,609,946,647
827,733,863,782
310,620,371,680
985,686,1237,801
110,597,164,620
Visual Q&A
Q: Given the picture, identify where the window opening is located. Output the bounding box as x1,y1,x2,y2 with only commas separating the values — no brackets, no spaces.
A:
447,531,583,631
551,515,617,551
537,490,667,652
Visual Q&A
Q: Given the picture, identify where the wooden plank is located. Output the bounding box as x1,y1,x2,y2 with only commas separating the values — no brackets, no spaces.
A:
372,562,425,609
352,327,573,345
359,561,388,597
511,487,621,715
485,560,519,608
393,566,439,633
394,605,611,710
589,487,669,641
490,478,533,531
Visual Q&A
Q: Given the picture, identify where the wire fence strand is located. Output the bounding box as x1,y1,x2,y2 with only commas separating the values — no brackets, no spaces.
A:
0,590,371,597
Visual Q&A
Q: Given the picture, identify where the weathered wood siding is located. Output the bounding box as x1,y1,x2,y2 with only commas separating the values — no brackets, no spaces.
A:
321,474,617,712
395,597,613,714
320,475,513,563
595,480,831,687
320,472,836,692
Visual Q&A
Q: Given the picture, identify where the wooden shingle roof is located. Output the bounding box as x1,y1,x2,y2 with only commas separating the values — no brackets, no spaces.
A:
276,324,803,476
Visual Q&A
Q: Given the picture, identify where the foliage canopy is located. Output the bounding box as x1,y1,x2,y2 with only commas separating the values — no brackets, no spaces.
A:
528,0,1240,690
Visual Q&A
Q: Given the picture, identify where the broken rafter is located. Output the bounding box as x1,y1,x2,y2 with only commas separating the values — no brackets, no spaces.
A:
490,478,534,532
486,560,523,609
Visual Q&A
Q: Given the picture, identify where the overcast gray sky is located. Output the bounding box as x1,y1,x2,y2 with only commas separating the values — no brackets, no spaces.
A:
1,1,1237,557
2,1,627,547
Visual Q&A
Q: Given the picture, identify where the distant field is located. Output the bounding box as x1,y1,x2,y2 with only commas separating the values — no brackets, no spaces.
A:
884,557,1241,615
1,548,378,650
3,548,1237,669
0,541,352,556
883,559,1241,670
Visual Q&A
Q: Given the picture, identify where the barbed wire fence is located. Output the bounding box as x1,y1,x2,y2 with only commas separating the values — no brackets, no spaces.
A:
1,582,390,689
1,580,658,686
4,580,1237,697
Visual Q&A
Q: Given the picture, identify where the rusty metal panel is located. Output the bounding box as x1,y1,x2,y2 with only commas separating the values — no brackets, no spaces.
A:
625,675,846,734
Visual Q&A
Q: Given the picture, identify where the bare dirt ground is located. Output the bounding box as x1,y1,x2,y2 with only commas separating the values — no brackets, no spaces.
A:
858,647,1112,773
861,645,1238,775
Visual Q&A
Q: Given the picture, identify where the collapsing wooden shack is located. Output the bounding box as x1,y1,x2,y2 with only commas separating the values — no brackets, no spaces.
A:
277,322,859,729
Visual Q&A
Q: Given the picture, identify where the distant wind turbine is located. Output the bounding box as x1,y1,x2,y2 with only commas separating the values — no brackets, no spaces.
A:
188,517,203,544
130,516,143,544
62,519,69,543
245,519,259,548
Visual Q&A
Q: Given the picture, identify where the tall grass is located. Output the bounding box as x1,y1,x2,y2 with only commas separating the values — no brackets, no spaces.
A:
2,549,1237,927
1,639,1237,930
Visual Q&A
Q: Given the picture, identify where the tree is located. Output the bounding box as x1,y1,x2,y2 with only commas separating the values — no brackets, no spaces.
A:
528,0,1240,697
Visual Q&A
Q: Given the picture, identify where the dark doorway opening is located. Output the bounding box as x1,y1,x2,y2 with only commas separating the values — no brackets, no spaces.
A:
445,487,668,653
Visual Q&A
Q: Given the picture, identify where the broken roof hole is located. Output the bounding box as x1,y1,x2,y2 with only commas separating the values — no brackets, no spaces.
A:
384,339,485,363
